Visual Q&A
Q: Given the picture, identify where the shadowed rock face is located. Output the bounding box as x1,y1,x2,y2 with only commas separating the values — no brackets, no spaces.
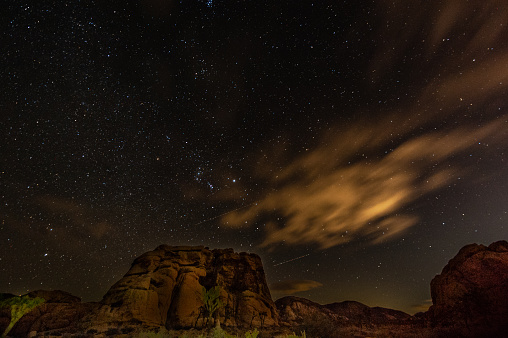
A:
0,290,96,337
88,245,279,329
276,296,336,324
428,240,508,336
276,296,410,328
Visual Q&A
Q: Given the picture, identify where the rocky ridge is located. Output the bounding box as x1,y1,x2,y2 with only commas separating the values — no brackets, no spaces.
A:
276,296,412,337
1,241,507,337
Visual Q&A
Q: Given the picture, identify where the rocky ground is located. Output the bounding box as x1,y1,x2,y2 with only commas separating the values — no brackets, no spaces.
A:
1,241,507,337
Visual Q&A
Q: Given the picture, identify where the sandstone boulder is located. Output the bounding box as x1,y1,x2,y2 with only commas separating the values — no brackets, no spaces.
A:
428,240,508,336
86,245,279,330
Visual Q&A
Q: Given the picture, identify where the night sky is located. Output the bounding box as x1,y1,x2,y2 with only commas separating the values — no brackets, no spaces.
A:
1,0,507,315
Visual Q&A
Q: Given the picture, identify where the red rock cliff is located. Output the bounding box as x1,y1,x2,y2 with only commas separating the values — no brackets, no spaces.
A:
428,240,508,336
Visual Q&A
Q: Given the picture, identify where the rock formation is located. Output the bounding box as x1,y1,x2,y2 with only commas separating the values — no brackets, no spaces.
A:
276,296,410,329
2,241,508,337
85,245,279,330
0,290,96,337
427,240,508,336
276,296,336,324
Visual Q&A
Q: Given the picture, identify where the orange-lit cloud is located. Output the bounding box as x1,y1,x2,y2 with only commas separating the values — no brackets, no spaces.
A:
221,118,506,249
270,280,323,295
220,0,508,249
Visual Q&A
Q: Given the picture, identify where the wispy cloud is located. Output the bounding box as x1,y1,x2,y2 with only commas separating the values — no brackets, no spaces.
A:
222,118,506,249
220,0,508,249
271,280,323,295
33,196,117,246
411,299,433,314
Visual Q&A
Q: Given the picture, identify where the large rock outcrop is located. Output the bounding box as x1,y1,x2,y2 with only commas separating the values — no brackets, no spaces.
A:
86,245,279,330
428,240,508,336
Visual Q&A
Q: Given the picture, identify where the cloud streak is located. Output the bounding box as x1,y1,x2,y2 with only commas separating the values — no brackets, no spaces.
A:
220,1,508,249
222,118,506,249
270,280,323,295
14,195,120,255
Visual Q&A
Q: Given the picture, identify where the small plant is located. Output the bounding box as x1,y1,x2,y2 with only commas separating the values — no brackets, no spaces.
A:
244,328,259,338
210,327,224,338
209,326,238,338
201,286,223,327
0,294,45,337
278,331,306,338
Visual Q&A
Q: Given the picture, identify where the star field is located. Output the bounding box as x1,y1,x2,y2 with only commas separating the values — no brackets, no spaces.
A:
1,1,507,314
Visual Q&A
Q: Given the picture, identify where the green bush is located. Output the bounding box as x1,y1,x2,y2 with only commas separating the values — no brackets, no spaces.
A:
202,286,223,328
208,326,237,338
244,328,259,338
0,294,45,337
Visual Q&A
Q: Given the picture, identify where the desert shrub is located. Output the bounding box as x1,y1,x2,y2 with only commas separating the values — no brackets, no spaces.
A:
202,286,223,328
244,328,259,338
208,326,238,338
0,294,45,337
